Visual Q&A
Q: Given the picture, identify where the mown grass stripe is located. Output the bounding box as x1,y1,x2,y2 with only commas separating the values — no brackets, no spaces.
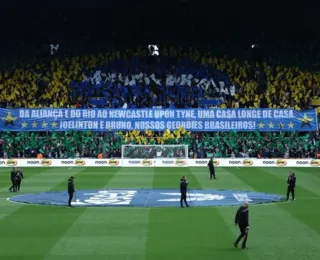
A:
223,167,320,260
1,166,320,260
46,208,149,259
0,167,89,259
190,167,253,190
145,167,250,260
265,167,320,196
257,167,320,235
46,167,150,260
0,167,87,221
0,167,45,191
104,167,155,189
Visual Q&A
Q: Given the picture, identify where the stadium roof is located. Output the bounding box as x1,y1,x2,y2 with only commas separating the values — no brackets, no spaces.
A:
1,1,319,44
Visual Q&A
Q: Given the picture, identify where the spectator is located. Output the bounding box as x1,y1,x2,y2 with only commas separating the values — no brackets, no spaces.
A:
0,129,316,160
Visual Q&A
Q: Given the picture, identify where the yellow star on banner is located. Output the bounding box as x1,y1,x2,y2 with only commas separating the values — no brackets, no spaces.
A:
278,122,284,129
258,122,265,128
2,112,17,127
51,122,57,128
297,113,314,128
288,122,294,128
32,122,38,128
42,121,48,128
268,122,274,128
21,122,28,128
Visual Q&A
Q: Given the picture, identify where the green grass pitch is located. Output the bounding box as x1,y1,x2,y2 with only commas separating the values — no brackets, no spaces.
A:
0,166,320,260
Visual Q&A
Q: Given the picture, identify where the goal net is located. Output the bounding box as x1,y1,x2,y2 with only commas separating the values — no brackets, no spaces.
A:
121,145,188,160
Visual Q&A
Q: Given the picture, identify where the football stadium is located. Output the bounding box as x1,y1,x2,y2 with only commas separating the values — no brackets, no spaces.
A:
1,5,320,259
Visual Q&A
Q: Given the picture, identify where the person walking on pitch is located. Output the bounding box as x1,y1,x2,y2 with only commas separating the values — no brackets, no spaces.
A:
15,168,24,192
180,176,190,208
9,168,17,192
286,172,296,201
208,157,216,180
67,176,76,208
233,202,249,249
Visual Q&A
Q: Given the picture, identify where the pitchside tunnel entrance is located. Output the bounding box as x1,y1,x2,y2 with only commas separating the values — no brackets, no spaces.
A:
8,189,285,207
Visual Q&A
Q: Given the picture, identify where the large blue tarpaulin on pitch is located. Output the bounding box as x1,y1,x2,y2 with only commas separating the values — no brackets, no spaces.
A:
0,108,318,132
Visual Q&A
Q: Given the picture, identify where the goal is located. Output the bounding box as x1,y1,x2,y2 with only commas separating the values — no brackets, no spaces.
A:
121,145,188,160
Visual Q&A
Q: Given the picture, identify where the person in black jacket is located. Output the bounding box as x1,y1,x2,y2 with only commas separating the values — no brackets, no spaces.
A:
15,168,24,192
180,176,190,208
233,202,249,249
286,172,296,201
207,157,216,180
9,168,17,192
67,176,76,208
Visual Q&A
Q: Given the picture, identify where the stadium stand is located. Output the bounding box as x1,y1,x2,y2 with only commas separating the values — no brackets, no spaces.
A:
1,46,320,110
1,130,319,159
0,45,319,159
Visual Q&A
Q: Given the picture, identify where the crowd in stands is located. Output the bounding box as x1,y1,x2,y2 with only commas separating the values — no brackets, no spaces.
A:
0,46,319,110
0,129,319,159
0,45,319,159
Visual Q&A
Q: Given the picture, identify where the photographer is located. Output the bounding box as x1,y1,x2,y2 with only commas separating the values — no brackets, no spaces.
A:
67,176,76,208
286,172,296,201
233,202,249,249
180,176,190,208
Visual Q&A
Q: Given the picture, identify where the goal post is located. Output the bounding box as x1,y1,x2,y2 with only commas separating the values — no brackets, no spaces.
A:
121,144,189,167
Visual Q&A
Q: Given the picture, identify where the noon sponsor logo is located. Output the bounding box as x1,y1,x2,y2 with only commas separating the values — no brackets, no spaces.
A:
27,161,40,165
142,160,153,166
6,159,18,166
95,160,109,164
296,161,309,165
276,159,287,166
310,159,320,166
40,159,52,166
61,160,74,165
129,160,141,164
0,160,5,165
262,161,275,165
162,160,174,164
242,159,253,166
108,160,120,166
175,159,186,166
75,159,86,166
195,160,208,164
229,160,241,164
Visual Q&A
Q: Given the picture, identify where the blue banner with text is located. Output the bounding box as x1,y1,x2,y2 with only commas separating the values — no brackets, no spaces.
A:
0,108,318,132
